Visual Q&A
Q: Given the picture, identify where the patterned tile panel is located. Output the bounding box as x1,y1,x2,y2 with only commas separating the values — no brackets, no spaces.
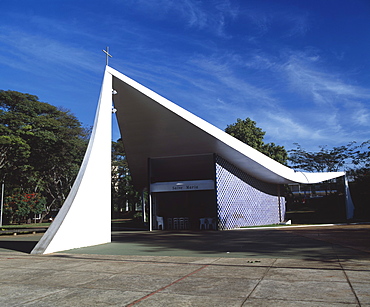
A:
215,155,285,230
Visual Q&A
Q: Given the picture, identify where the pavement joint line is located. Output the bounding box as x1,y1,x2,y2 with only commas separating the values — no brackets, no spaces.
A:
269,264,346,272
0,254,355,272
125,264,210,307
15,288,67,306
2,252,366,271
47,255,278,270
241,258,278,305
337,256,362,306
44,254,220,267
46,253,241,266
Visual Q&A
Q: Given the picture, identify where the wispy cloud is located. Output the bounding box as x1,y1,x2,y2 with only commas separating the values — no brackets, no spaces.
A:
1,0,368,153
241,6,310,38
346,101,370,127
283,51,370,104
167,48,370,150
189,54,277,108
284,14,310,37
263,111,324,141
0,26,101,78
120,0,239,37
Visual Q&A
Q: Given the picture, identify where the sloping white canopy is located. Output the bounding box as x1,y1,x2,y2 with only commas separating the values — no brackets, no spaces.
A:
109,66,344,188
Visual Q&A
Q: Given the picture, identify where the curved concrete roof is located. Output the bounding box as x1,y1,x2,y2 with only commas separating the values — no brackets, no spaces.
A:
109,66,344,189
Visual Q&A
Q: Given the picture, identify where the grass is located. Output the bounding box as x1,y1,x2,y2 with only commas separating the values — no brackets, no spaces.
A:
1,223,51,229
111,218,147,229
286,210,316,214
240,224,291,229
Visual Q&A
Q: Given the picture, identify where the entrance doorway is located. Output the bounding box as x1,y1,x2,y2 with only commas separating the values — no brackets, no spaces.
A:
149,154,217,230
153,190,217,230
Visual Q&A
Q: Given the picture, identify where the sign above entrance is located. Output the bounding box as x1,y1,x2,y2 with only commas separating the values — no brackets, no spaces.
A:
151,180,214,193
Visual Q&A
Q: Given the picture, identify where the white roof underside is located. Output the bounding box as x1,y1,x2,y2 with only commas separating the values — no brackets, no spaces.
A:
108,66,344,190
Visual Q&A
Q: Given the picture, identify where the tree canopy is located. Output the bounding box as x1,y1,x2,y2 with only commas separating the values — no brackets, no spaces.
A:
225,117,288,164
287,143,354,173
111,138,142,217
287,141,370,220
0,90,88,223
287,142,370,174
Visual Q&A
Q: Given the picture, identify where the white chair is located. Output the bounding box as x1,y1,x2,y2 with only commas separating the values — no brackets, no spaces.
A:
200,217,216,230
156,216,164,230
207,217,216,230
200,218,207,230
173,218,179,230
179,217,185,229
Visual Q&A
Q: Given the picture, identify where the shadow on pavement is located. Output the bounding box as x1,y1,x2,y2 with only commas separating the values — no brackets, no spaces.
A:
0,240,38,253
0,224,369,262
103,225,370,261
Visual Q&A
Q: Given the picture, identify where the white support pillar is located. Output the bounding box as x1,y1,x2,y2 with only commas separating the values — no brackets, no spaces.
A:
277,184,282,223
142,189,147,223
344,174,355,220
149,193,153,231
0,181,4,227
31,68,113,254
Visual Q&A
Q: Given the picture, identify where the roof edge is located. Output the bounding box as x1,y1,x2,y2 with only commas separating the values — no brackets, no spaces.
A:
107,66,346,185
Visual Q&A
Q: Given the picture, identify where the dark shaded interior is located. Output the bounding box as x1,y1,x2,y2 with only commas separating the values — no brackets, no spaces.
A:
150,154,217,230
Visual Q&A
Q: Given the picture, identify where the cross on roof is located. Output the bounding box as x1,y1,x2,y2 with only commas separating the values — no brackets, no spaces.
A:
102,47,112,66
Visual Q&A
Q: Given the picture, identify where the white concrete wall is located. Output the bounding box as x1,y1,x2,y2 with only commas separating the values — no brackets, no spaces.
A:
31,68,112,254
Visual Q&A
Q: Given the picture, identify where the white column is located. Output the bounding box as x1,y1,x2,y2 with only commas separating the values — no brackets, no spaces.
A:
344,174,355,220
149,193,153,231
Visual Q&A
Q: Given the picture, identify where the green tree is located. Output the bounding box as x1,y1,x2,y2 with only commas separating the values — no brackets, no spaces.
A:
288,142,370,218
348,141,370,218
111,139,141,217
287,143,356,172
225,117,288,164
351,140,370,173
0,90,88,223
4,192,46,224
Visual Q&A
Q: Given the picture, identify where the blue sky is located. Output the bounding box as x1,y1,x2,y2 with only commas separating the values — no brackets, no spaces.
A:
1,0,369,152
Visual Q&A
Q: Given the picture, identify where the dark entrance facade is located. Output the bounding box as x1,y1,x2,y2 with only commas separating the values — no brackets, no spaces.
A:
153,190,217,230
149,154,218,230
149,153,286,230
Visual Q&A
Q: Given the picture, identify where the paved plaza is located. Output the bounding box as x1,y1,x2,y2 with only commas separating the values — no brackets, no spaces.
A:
0,224,369,306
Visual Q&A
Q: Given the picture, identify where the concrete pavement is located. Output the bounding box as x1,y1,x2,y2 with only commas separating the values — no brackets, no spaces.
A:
0,224,369,306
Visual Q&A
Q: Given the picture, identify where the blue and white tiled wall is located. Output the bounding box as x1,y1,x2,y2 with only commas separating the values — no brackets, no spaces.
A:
216,156,285,230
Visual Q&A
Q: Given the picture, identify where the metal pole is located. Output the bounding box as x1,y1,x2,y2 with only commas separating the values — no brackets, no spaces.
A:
0,181,4,227
277,184,282,223
142,189,147,223
149,193,153,231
